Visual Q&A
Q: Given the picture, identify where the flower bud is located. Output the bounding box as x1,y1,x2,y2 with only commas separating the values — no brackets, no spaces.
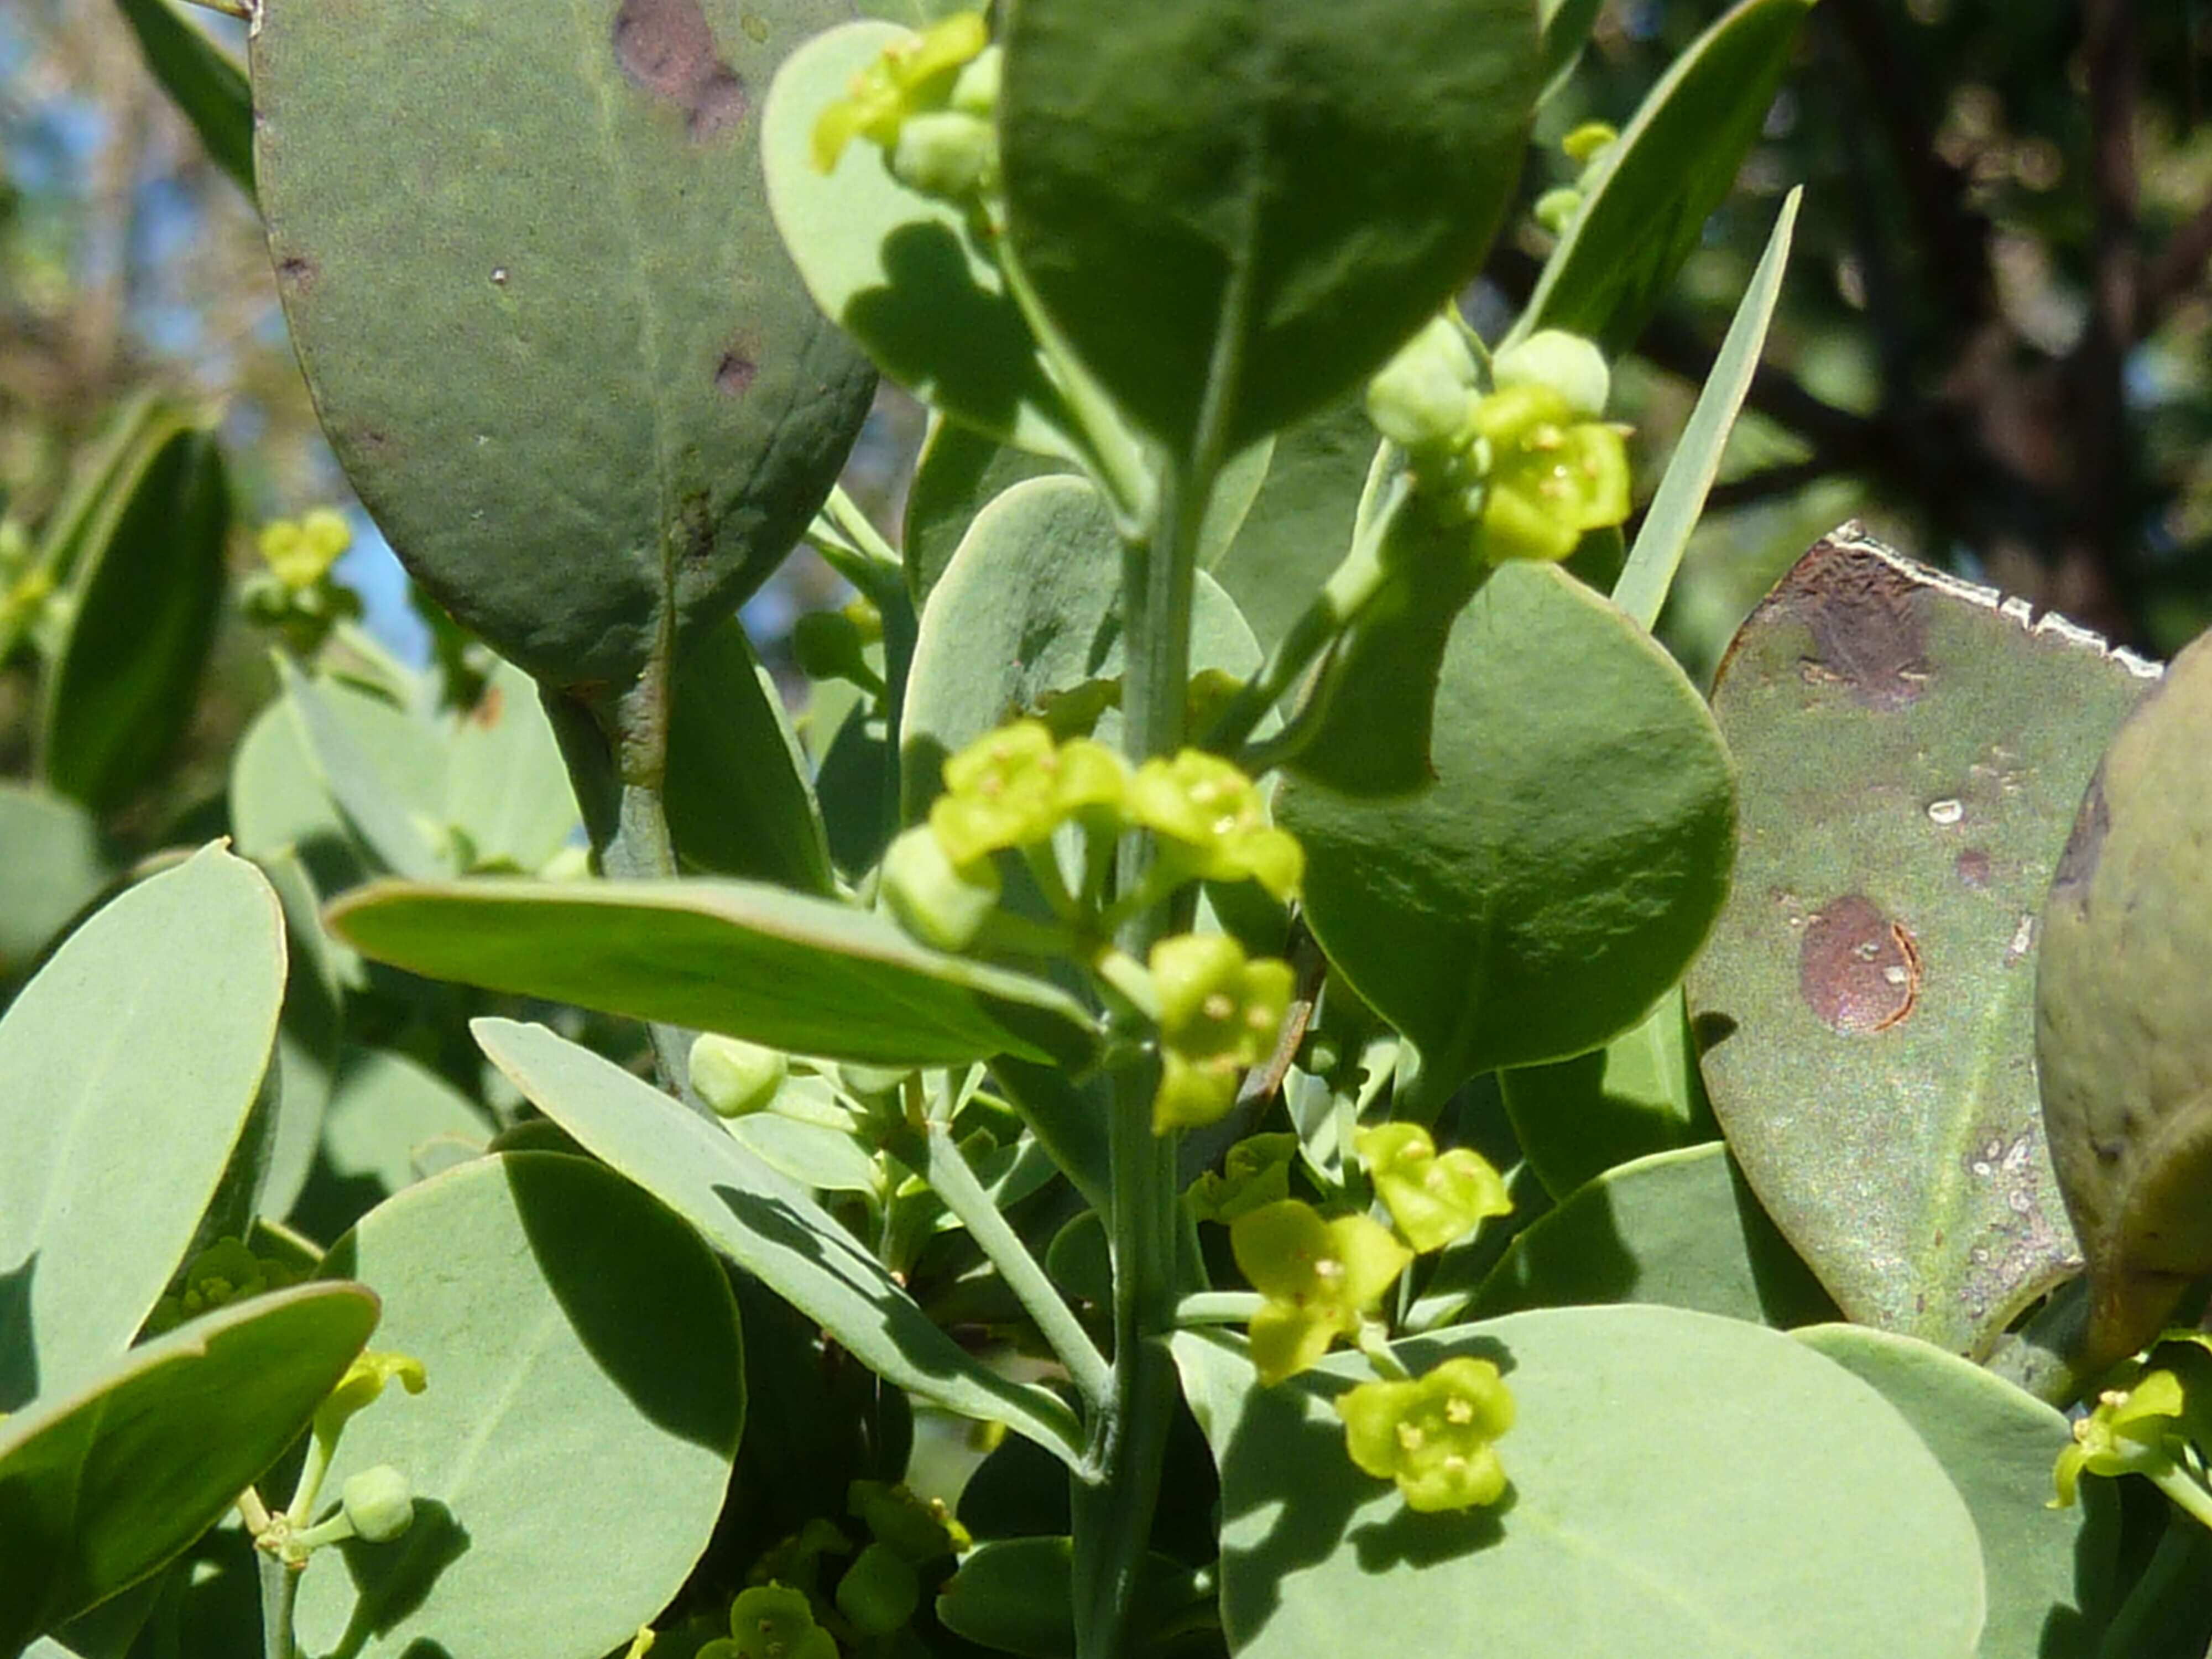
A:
1533,187,1583,236
340,1464,416,1543
690,1033,788,1118
890,112,998,202
1364,314,1480,452
880,823,1001,952
1492,330,1611,419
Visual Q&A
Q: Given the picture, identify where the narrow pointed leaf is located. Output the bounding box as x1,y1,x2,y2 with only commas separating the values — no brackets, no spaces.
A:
1512,0,1812,352
0,846,285,1411
0,1283,378,1656
112,0,253,194
474,1018,1085,1467
1688,527,2160,1355
328,875,1099,1070
1611,187,1798,630
252,0,874,688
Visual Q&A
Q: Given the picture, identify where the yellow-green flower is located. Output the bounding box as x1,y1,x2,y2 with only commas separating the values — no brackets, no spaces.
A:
2051,1368,2187,1507
258,507,352,589
1337,1357,1515,1512
1470,382,1630,564
1357,1123,1511,1254
1150,933,1295,1133
812,12,990,174
928,719,1126,866
1231,1199,1411,1384
1126,750,1302,900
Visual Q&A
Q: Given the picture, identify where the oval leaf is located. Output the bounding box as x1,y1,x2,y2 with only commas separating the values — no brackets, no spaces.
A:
1795,1324,2118,1659
327,875,1099,1071
1172,1303,1984,1659
1512,0,1813,352
253,0,874,688
0,845,285,1410
1000,0,1541,452
2037,626,2212,1361
903,417,1067,607
473,1017,1085,1467
1279,561,1735,1095
1688,526,2160,1356
0,784,108,984
1463,1142,1837,1329
295,1154,742,1659
0,1283,378,1655
40,426,228,814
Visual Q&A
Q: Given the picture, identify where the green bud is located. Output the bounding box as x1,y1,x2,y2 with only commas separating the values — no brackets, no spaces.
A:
835,1542,921,1636
950,44,1000,115
339,1464,416,1543
790,610,884,695
690,1034,788,1118
1561,121,1618,165
880,823,1001,951
891,112,998,201
1364,313,1480,452
1491,330,1611,419
1533,187,1583,235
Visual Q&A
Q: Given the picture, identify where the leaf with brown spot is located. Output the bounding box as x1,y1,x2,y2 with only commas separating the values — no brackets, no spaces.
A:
253,0,872,690
1689,524,2160,1355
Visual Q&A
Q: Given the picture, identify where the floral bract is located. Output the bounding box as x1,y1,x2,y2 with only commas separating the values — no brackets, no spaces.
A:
1149,933,1295,1133
1357,1122,1511,1253
928,719,1126,867
1337,1357,1515,1512
2051,1366,2188,1507
810,11,989,174
1126,750,1303,899
1231,1199,1411,1384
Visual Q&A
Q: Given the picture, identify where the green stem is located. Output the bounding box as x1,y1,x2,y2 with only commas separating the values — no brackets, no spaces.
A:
1201,470,1412,761
890,1120,1113,1407
255,1551,299,1659
1175,1291,1264,1326
2151,1463,2212,1533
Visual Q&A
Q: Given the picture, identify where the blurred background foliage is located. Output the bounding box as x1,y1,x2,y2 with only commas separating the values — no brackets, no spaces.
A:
0,0,2206,854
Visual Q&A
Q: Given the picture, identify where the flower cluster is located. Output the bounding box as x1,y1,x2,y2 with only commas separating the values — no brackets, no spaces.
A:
812,13,1001,207
1337,1358,1515,1512
241,507,363,646
144,1237,302,1335
1150,934,1295,1132
1364,316,1630,564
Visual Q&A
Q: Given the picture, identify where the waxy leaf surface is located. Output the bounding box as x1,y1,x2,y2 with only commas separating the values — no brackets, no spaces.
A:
1173,1304,1983,1659
1689,527,2158,1355
298,1154,741,1659
253,0,873,687
329,875,1099,1070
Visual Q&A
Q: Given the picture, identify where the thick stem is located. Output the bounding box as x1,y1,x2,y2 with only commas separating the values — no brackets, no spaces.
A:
255,1551,299,1659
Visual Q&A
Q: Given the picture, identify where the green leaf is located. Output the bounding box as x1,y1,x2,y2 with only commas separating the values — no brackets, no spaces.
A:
1498,987,1718,1201
319,1047,494,1201
473,1018,1086,1467
40,426,229,814
274,660,447,881
252,0,873,690
1171,1304,1984,1659
665,616,835,894
1794,1324,2118,1659
1537,0,1605,98
1203,403,1375,654
763,21,1077,458
1279,561,1735,1097
901,475,1262,821
1460,1143,1837,1328
2036,626,2212,1361
442,656,582,875
902,418,1067,608
1688,527,2158,1355
111,0,253,195
328,874,1099,1071
0,784,108,984
257,848,346,1224
296,1154,741,1659
0,846,285,1411
229,695,370,900
1611,186,1799,631
0,1283,378,1656
1511,0,1813,352
1001,0,1541,452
